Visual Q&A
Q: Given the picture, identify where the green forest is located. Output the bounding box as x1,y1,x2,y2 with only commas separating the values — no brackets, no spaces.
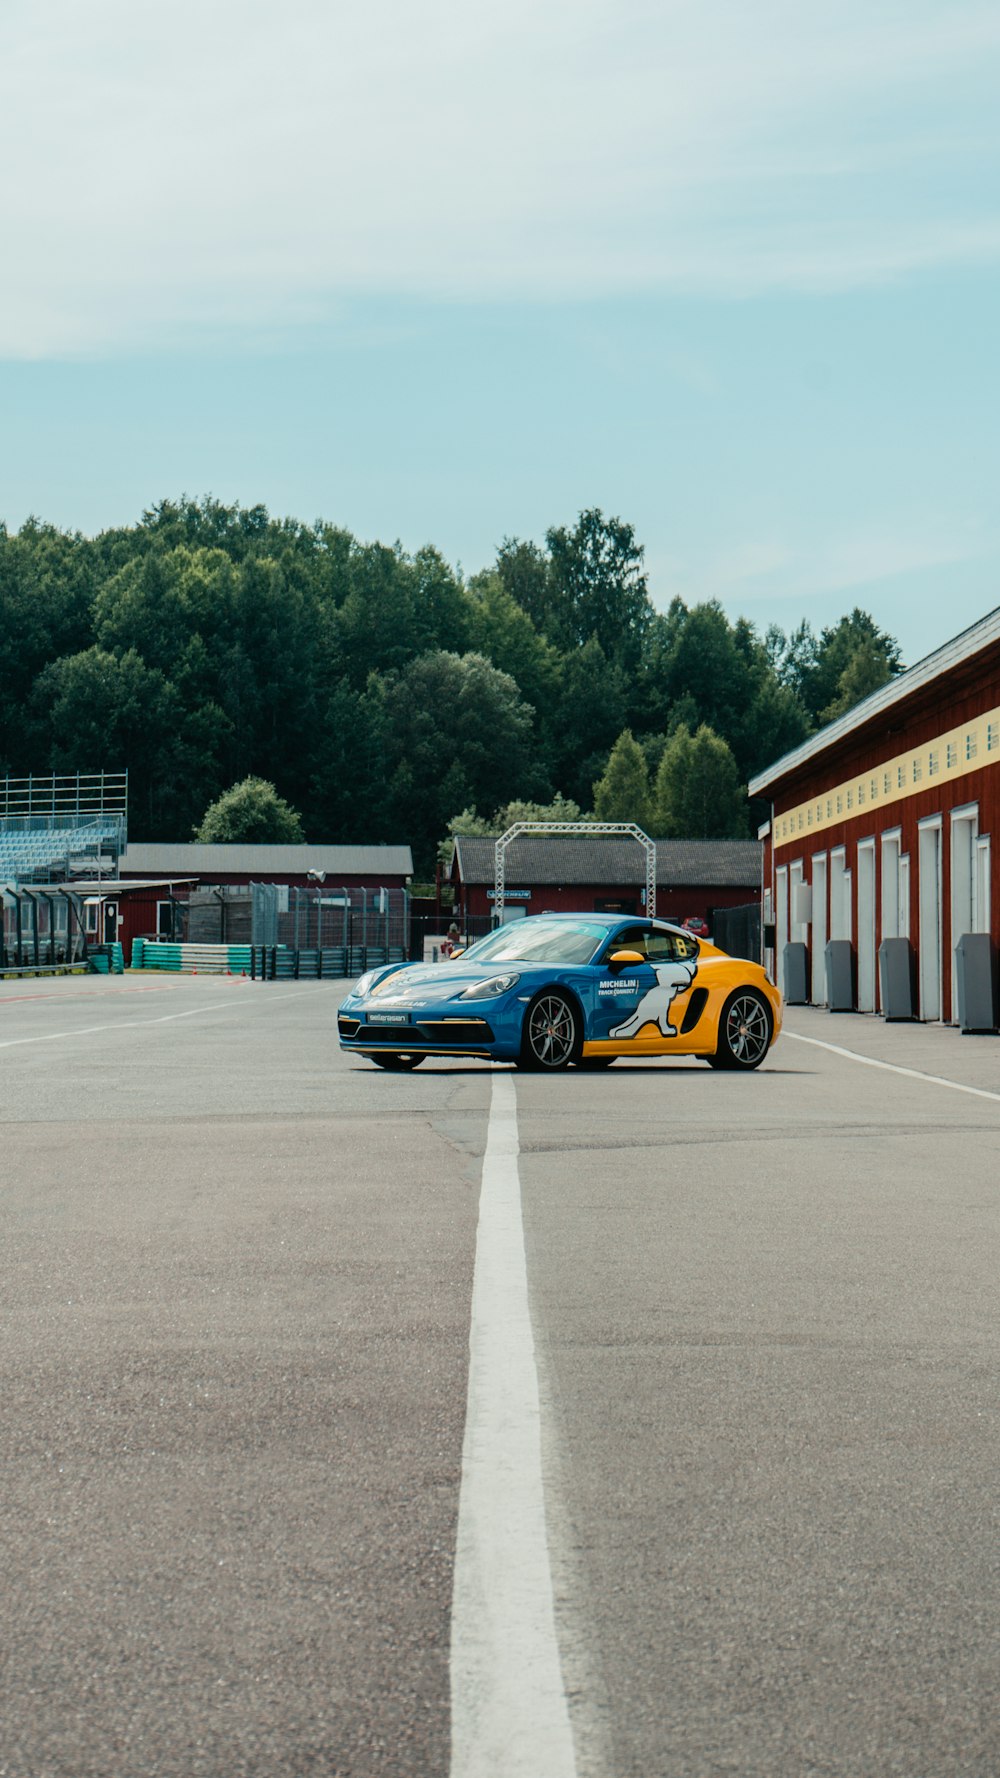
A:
0,498,903,873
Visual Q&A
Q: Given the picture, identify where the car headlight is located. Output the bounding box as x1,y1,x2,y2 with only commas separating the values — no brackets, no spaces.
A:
460,972,520,1000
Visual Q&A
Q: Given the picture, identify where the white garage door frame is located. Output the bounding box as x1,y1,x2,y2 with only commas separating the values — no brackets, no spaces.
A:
918,814,943,1021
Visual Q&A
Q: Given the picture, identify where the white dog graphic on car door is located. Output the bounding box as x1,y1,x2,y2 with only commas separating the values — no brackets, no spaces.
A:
610,957,697,1040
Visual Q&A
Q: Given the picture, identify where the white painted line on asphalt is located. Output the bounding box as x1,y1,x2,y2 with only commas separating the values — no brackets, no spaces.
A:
0,992,305,1050
450,1071,577,1778
785,1030,1000,1104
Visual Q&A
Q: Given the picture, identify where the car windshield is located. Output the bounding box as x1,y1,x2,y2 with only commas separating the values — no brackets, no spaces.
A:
458,918,610,967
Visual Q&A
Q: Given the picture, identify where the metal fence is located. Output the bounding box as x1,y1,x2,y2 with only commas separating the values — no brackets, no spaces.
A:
711,901,762,963
249,884,410,979
1,886,89,972
0,770,128,823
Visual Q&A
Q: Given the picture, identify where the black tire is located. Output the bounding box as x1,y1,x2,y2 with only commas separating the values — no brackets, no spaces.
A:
575,1056,615,1070
711,989,772,1071
370,1052,424,1071
519,990,581,1071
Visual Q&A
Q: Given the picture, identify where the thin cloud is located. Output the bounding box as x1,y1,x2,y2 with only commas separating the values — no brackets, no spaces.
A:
1,0,998,356
662,523,990,615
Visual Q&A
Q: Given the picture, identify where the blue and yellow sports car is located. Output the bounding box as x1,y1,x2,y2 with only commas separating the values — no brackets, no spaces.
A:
337,913,781,1072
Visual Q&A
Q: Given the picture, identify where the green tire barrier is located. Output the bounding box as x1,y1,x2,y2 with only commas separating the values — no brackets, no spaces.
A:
131,941,252,975
89,943,125,975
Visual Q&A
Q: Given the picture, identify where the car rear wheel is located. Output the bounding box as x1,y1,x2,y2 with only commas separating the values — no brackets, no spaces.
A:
709,989,772,1070
370,1052,424,1071
520,990,581,1070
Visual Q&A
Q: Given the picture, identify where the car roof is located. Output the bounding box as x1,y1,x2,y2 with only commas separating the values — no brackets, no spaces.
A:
503,911,689,934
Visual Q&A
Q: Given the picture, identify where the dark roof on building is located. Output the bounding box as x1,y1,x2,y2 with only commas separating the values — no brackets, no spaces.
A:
120,843,414,877
749,601,1000,797
452,834,761,889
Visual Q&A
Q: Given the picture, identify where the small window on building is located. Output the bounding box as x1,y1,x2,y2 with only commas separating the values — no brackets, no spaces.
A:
883,772,891,794
967,731,978,760
836,794,843,815
988,721,999,753
897,765,906,789
857,783,865,805
870,779,878,800
912,758,922,783
947,740,958,768
928,750,939,777
826,798,833,818
846,789,854,809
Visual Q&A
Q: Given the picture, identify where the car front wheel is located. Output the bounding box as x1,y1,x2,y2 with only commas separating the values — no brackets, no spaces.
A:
708,989,772,1070
520,991,581,1070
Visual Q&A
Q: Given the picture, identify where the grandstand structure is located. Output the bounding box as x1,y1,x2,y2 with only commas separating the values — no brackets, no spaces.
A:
0,772,127,884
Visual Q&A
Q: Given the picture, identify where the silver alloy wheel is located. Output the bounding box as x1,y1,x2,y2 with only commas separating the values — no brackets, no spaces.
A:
722,991,771,1067
525,992,578,1069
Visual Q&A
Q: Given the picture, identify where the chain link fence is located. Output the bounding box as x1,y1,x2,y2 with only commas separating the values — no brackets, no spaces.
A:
249,884,409,978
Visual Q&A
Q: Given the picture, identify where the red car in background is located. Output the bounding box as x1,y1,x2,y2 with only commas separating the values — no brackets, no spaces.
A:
681,915,711,940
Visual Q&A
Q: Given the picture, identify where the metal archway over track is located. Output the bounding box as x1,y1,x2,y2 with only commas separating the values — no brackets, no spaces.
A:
493,821,656,922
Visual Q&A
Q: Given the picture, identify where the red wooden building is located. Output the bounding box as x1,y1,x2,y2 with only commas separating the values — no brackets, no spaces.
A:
3,878,194,969
750,606,1000,1022
450,834,761,931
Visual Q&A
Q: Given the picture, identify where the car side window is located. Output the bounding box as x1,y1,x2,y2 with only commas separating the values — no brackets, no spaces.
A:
603,926,647,962
603,926,697,964
646,929,698,963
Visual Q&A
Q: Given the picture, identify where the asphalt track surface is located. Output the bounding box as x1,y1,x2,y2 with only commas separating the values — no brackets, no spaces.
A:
2,974,1000,1777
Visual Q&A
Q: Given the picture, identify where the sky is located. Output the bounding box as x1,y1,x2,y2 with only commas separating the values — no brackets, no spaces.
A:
1,0,999,668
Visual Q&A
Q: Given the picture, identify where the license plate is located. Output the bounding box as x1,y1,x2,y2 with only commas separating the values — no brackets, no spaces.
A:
368,1011,411,1024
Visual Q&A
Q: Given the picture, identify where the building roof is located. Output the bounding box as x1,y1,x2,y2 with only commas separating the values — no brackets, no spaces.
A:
452,834,761,888
10,878,197,894
71,878,198,893
749,601,1000,797
119,843,414,877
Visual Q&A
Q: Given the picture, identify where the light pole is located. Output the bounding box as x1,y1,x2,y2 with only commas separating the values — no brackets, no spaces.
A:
307,869,326,964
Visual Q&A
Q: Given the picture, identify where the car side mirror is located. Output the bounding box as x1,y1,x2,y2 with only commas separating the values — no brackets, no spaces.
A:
608,949,644,972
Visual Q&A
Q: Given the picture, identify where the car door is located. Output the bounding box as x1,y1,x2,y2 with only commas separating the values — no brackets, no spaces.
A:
592,924,701,1050
589,926,659,1043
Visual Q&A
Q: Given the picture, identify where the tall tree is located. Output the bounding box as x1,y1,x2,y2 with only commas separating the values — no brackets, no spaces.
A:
544,508,652,670
465,571,561,733
0,520,97,769
651,724,748,839
592,730,651,828
638,597,809,781
768,608,903,725
548,636,628,808
374,651,543,872
820,629,904,721
495,537,551,633
195,777,305,843
26,646,209,838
